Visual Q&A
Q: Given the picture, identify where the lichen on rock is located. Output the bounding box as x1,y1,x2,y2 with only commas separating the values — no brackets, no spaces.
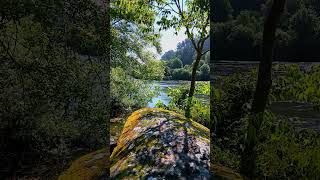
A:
59,108,214,180
110,108,210,179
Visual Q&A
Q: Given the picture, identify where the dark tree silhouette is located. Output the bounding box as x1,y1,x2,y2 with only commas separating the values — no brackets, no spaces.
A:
240,0,286,178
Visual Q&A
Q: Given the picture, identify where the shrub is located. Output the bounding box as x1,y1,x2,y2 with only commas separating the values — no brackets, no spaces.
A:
166,82,210,127
272,64,320,109
257,115,320,179
111,67,158,111
172,68,191,80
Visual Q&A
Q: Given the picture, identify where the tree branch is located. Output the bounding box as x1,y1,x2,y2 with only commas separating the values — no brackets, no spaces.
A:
202,49,210,56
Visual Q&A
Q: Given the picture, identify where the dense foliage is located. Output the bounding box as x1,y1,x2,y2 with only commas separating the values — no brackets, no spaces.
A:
272,64,320,109
162,44,210,80
212,0,320,61
111,0,165,113
0,0,163,178
0,0,108,178
161,39,210,65
111,67,159,115
212,64,320,178
156,82,210,127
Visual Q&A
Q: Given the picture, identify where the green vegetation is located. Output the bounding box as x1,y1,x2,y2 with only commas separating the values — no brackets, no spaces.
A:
163,57,210,81
0,1,108,178
154,0,210,118
156,82,210,127
213,0,320,61
110,0,164,113
272,64,320,109
111,67,159,111
0,0,163,178
212,64,320,179
162,42,210,81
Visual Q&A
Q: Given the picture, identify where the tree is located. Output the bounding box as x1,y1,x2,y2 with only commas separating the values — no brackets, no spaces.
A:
155,0,210,117
111,0,161,69
229,0,266,15
213,0,233,22
161,50,176,60
199,63,210,80
0,0,161,177
168,57,183,69
0,0,110,176
172,68,191,80
141,60,165,80
240,0,286,177
289,7,320,59
176,39,195,65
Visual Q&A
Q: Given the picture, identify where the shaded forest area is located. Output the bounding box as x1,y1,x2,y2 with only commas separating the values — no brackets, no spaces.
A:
211,0,320,179
0,0,109,178
213,0,320,61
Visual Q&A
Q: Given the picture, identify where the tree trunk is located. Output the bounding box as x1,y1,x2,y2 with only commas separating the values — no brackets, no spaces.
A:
240,0,286,178
185,50,202,118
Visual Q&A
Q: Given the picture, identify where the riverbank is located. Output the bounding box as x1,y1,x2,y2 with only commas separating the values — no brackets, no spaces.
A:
147,80,210,108
213,61,320,76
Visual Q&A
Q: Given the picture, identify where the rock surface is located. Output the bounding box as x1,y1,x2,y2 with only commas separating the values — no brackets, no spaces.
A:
58,148,108,180
110,108,210,179
59,108,243,179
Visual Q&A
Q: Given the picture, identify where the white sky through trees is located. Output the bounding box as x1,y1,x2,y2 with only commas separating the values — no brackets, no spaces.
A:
151,0,187,59
160,27,186,55
150,21,186,59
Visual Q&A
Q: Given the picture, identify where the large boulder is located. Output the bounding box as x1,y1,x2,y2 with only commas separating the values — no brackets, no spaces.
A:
110,108,210,179
59,108,243,179
58,148,108,180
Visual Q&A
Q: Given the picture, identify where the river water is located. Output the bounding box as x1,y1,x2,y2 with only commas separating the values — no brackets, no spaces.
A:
147,81,187,108
147,81,209,108
270,102,320,132
147,81,320,132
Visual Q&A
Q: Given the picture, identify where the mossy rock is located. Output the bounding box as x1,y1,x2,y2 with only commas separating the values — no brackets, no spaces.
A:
59,108,241,179
58,148,108,180
110,108,210,179
211,163,243,180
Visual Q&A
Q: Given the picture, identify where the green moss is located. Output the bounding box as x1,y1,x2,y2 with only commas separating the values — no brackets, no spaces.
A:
109,108,210,178
211,163,244,180
58,148,108,180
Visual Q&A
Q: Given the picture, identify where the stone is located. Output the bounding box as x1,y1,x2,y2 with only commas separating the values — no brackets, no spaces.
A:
110,108,210,179
59,108,243,180
58,148,108,180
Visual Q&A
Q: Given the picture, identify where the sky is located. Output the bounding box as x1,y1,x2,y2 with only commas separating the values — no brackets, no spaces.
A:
149,25,187,59
159,28,187,55
152,0,187,59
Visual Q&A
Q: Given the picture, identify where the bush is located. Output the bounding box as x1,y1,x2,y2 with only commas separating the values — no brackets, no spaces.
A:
111,67,158,112
213,71,256,151
198,63,210,81
172,68,191,80
271,64,320,109
257,116,320,179
167,57,183,69
166,82,210,127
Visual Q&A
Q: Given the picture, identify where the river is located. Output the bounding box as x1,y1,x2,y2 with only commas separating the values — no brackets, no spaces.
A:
270,102,320,132
147,81,320,132
147,81,209,108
